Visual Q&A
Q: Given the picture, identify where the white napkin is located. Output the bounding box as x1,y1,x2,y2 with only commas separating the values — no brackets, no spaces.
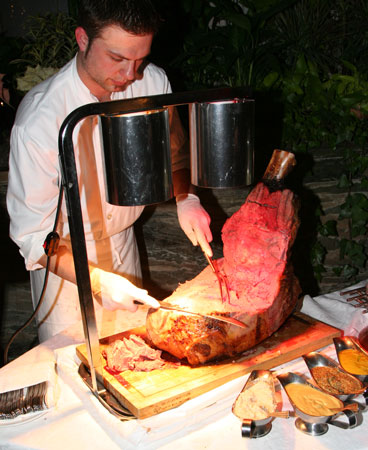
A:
53,342,247,450
0,345,58,408
301,280,368,335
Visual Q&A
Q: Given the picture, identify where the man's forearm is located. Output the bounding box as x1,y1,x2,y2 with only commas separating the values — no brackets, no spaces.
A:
172,167,195,198
38,245,78,284
37,169,196,281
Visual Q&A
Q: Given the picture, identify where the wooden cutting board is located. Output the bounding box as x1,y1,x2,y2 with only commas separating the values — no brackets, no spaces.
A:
76,312,342,419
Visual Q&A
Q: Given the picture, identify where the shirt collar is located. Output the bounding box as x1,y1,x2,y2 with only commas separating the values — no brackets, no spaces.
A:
71,54,100,102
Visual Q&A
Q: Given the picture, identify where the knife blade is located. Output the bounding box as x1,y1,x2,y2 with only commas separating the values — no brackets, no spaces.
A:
135,300,246,328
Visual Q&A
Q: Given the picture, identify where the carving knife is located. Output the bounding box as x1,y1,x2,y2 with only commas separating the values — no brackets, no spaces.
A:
134,300,246,328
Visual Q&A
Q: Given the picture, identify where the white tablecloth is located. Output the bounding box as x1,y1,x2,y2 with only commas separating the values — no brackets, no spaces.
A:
1,282,368,450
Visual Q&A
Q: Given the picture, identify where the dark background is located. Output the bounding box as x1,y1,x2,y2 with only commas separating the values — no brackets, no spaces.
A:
1,0,68,36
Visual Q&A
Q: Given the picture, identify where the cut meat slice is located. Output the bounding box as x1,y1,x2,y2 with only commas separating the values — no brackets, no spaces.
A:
146,150,301,365
103,335,170,372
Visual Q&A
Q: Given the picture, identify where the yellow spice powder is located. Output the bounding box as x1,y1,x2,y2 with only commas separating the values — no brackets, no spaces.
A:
338,348,368,375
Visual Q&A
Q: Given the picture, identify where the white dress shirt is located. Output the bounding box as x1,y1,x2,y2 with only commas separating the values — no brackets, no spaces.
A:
6,55,188,340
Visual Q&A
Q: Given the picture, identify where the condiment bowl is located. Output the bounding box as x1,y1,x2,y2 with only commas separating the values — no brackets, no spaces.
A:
277,372,358,436
333,336,368,383
358,326,368,353
303,351,365,402
232,370,280,438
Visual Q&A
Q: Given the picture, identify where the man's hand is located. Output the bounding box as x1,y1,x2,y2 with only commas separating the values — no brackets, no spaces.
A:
90,268,160,312
176,193,213,257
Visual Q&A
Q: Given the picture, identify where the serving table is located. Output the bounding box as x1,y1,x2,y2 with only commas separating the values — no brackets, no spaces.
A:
0,283,368,450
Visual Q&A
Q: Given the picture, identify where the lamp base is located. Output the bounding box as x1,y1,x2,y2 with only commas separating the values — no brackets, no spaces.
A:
78,363,135,421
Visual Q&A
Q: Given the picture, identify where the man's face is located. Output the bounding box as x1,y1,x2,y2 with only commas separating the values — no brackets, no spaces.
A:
76,25,153,100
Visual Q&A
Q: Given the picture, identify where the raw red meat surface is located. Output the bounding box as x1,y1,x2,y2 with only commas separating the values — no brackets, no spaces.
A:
146,150,302,365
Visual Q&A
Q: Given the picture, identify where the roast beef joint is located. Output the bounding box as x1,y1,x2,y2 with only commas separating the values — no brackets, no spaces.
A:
146,150,302,365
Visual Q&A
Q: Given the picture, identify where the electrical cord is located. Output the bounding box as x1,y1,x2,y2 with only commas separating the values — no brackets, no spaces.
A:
3,185,64,365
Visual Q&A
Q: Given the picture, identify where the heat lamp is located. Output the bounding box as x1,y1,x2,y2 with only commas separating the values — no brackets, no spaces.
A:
58,87,254,416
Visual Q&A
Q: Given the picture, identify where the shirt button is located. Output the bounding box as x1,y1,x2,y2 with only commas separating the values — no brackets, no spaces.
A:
107,214,112,220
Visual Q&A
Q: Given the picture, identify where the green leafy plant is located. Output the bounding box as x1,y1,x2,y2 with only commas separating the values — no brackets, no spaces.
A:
15,12,77,69
262,1,368,289
0,12,77,169
172,0,298,90
266,55,368,286
12,12,77,92
168,0,368,292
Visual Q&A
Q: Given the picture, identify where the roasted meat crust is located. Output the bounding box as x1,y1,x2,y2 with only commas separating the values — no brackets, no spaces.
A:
146,157,301,365
146,263,300,365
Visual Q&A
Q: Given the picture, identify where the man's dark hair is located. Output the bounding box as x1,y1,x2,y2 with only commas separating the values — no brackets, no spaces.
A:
77,0,162,50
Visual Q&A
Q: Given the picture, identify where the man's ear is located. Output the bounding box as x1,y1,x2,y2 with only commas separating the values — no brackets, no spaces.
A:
75,27,89,52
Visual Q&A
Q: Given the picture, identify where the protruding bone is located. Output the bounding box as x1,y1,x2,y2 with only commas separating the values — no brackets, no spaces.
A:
263,149,296,182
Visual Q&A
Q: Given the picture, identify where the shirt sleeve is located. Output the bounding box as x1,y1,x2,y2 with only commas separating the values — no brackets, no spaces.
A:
7,124,60,270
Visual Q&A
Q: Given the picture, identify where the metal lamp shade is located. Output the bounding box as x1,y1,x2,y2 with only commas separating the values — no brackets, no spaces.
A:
99,108,173,206
190,99,254,188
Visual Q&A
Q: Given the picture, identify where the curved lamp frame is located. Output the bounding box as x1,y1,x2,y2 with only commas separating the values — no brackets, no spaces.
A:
58,87,253,410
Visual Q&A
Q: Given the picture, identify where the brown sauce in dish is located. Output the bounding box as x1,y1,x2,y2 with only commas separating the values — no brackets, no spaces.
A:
311,366,362,395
